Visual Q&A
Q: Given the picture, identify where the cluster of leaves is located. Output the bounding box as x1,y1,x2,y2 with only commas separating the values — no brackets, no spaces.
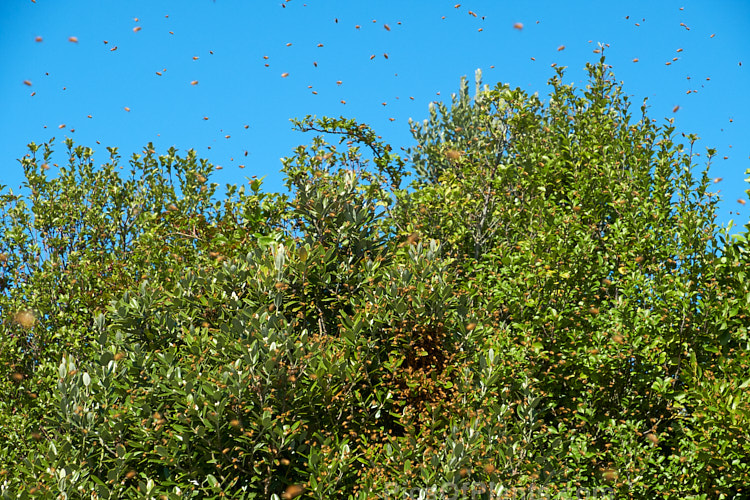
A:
2,57,750,498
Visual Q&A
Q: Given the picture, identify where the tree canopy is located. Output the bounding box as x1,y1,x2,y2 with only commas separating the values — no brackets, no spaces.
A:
2,57,749,499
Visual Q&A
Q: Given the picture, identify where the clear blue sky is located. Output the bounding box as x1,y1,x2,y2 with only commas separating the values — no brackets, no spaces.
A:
2,1,749,232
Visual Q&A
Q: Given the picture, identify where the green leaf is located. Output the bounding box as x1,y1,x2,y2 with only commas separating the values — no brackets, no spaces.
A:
206,474,219,488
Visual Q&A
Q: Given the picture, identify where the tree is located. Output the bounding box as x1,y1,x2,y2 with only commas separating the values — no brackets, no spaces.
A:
397,55,748,496
0,139,284,492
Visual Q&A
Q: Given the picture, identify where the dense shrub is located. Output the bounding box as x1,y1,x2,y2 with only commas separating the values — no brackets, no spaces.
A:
2,57,749,499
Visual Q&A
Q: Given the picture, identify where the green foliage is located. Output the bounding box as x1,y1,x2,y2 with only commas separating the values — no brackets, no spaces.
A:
2,57,750,498
0,140,283,495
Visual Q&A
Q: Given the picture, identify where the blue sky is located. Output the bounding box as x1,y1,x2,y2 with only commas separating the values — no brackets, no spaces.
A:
2,1,749,232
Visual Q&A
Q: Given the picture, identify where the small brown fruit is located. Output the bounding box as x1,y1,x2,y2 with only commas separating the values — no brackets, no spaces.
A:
283,485,304,499
445,149,463,161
